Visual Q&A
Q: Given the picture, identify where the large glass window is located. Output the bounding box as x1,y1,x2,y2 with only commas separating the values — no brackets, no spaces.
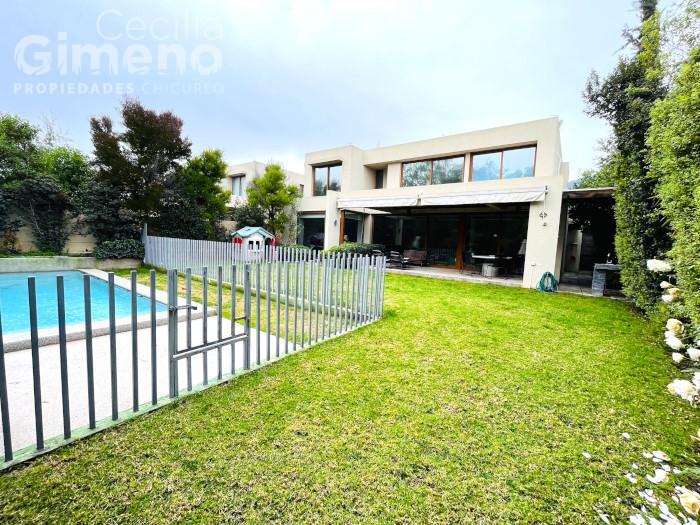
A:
432,157,464,184
328,165,342,191
298,214,325,249
470,146,536,181
402,161,430,187
471,152,501,181
313,164,342,196
502,146,536,179
342,212,364,243
402,157,464,187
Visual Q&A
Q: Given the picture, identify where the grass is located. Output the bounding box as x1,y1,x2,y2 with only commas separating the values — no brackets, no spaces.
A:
1,274,699,523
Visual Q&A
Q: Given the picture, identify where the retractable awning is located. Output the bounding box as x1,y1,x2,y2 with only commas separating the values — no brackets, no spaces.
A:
337,196,419,209
419,187,547,206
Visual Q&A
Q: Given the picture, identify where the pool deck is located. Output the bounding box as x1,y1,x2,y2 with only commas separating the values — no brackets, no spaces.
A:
0,316,280,458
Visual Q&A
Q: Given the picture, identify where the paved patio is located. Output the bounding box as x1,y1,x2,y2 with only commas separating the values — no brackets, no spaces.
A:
387,266,598,296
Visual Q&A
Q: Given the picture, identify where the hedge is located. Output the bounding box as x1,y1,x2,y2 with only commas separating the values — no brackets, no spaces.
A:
325,243,384,255
94,239,145,260
648,49,700,334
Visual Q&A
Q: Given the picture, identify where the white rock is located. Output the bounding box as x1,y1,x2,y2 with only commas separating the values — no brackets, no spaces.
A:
623,432,632,440
660,280,672,289
626,472,639,484
672,352,685,363
582,451,592,459
687,348,700,361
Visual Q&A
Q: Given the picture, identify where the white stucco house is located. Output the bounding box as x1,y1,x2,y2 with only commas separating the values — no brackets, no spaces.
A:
295,117,612,289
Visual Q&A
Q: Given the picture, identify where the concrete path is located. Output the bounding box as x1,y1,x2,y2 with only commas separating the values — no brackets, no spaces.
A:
1,316,282,457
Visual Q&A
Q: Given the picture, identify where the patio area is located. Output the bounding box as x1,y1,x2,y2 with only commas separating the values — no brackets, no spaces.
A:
386,265,599,295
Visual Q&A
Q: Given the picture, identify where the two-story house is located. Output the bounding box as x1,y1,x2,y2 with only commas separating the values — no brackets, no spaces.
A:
297,117,572,289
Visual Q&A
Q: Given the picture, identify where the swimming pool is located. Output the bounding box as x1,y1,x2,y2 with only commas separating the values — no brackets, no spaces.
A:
0,271,167,335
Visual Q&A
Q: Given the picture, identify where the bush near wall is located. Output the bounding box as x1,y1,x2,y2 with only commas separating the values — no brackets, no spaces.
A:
648,49,700,332
326,243,385,255
94,239,145,260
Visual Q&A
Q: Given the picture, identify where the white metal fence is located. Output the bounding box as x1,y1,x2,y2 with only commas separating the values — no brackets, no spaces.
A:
0,236,386,468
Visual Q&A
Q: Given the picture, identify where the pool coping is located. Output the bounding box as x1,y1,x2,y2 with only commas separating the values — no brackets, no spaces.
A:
3,269,214,352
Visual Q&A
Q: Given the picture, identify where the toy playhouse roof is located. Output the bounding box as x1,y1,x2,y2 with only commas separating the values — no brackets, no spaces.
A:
231,226,274,239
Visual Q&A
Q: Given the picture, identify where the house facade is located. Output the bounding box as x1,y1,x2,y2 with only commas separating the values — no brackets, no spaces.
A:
223,161,305,207
297,118,571,289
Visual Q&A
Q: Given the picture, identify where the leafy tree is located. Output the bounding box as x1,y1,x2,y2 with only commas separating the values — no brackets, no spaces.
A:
38,146,93,209
230,202,266,229
90,98,192,228
12,175,69,252
82,180,141,244
583,2,669,311
0,114,40,185
153,150,231,240
245,164,300,237
649,47,700,329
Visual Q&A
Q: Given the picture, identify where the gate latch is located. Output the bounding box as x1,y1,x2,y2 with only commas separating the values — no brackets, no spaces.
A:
169,304,198,312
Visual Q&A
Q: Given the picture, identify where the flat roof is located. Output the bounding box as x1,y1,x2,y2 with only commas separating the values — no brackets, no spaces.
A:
562,187,614,200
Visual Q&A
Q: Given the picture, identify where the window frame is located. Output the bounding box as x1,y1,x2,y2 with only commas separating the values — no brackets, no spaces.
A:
400,155,465,187
313,162,342,196
468,145,537,182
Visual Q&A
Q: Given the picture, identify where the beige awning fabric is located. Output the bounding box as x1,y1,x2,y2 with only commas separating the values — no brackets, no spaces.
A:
337,196,419,209
419,187,547,206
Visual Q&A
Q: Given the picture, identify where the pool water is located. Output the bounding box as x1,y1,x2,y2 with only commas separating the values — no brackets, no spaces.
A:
0,271,167,335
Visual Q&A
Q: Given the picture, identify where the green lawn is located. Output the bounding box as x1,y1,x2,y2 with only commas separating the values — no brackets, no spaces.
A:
1,274,698,523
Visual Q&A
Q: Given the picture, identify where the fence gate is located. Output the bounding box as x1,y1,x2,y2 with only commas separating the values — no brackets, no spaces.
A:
166,265,252,399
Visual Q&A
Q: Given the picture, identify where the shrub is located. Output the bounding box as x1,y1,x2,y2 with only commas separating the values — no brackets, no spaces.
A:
283,244,310,251
648,49,700,332
94,239,144,260
326,242,384,255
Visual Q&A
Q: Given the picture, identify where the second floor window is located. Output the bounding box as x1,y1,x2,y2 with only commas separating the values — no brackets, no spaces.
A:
231,175,245,196
313,163,342,196
402,156,464,187
471,146,536,182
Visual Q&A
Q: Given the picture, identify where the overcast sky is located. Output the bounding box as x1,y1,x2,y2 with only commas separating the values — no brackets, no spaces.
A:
2,0,652,179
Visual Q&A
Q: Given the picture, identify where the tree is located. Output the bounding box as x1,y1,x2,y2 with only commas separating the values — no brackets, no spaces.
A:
230,202,266,229
0,114,40,185
649,47,700,330
90,98,192,228
583,2,669,311
38,146,93,209
153,150,231,240
245,164,300,237
12,175,70,252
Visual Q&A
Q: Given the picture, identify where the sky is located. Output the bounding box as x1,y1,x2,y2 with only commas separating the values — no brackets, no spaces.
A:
1,0,652,179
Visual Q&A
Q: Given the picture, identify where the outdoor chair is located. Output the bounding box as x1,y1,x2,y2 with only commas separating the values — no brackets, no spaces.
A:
403,250,428,266
388,251,409,268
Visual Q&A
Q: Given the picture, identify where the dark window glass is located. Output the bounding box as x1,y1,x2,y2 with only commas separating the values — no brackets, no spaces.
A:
314,167,328,196
402,161,430,187
432,157,463,184
298,215,325,249
328,165,342,191
502,147,536,179
375,169,384,189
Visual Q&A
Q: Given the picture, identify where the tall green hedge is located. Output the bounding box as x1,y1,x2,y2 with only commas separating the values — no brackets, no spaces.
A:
649,49,700,331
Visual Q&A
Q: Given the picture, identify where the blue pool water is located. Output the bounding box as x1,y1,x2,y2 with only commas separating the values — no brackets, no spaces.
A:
0,271,167,335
